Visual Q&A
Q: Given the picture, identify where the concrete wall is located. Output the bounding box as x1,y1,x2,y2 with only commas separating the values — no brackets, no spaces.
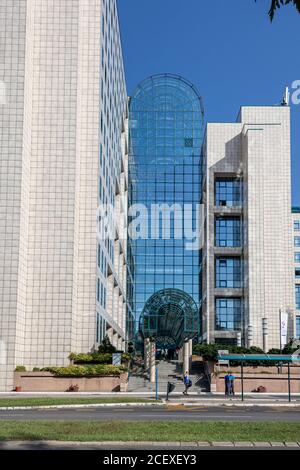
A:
212,372,300,393
14,372,128,392
208,363,300,393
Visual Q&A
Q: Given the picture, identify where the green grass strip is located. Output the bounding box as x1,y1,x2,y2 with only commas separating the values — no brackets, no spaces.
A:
0,421,300,442
0,397,154,408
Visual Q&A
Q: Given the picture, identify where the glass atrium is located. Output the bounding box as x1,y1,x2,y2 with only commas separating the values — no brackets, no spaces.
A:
128,74,204,346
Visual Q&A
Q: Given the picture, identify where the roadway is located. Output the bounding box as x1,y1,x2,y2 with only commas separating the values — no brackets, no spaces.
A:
1,405,300,421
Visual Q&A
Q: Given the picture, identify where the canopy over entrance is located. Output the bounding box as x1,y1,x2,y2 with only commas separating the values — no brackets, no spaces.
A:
218,354,300,363
140,289,199,349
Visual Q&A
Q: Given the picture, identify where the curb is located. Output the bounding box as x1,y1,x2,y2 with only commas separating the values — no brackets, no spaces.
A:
166,402,300,407
0,402,164,411
1,440,300,449
1,401,300,410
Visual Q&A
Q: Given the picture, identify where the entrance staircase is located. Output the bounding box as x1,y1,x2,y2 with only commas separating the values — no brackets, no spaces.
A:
128,359,210,395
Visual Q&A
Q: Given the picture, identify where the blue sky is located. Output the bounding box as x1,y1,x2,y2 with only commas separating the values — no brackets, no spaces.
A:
118,0,300,204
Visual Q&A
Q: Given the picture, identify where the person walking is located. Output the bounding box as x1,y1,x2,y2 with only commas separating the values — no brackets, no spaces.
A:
183,370,190,395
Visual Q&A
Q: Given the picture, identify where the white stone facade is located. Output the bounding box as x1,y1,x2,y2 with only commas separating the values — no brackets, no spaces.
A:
201,106,295,349
292,209,300,338
0,0,129,391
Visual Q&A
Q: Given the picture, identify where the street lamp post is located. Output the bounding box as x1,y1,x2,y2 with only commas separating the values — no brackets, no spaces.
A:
262,318,268,353
247,325,253,348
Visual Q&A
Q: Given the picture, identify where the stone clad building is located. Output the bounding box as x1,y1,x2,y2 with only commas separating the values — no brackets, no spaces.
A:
0,0,131,391
201,106,295,349
0,1,299,392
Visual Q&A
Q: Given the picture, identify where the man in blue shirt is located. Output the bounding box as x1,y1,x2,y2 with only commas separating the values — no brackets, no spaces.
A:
228,373,236,396
224,371,236,396
224,373,230,395
183,371,190,395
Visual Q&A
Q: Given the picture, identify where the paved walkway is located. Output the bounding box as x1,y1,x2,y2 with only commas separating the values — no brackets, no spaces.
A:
1,391,300,399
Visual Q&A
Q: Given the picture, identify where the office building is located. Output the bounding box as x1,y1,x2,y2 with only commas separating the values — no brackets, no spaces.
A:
201,106,295,349
293,207,300,338
0,0,130,391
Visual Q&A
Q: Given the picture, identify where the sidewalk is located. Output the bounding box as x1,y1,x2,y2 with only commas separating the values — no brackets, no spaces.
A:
1,399,300,410
1,391,300,398
1,391,300,409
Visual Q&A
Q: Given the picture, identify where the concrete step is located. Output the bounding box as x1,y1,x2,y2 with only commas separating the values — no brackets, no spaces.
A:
128,359,210,393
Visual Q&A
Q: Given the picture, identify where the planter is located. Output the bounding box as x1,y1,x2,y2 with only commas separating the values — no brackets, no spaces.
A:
14,371,128,392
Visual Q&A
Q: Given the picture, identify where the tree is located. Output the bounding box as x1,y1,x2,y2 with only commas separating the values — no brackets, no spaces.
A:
98,335,117,354
256,0,300,21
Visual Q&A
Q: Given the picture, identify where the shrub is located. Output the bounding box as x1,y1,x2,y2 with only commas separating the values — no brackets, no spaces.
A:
68,352,131,365
193,341,300,366
69,353,90,362
193,343,266,366
98,335,117,354
66,384,79,392
32,367,40,372
121,353,132,363
41,364,126,377
15,366,26,372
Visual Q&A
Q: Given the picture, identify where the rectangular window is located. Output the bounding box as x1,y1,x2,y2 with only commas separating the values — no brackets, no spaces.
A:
98,245,101,268
296,285,300,310
294,220,300,231
215,217,241,247
215,177,242,207
216,257,242,288
296,269,300,279
215,298,242,331
295,253,300,263
97,279,100,302
295,237,300,247
297,316,300,339
96,313,100,343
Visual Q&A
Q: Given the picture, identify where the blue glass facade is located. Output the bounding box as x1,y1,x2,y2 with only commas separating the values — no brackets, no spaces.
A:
297,316,300,339
215,178,242,207
215,217,241,247
215,257,242,288
128,75,204,338
296,285,300,310
215,298,242,331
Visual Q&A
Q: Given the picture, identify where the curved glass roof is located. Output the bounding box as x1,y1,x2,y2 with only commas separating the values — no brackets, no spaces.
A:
130,73,204,114
140,288,199,348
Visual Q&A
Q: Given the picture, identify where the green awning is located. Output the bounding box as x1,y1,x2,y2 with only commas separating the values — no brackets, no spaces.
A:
217,354,300,362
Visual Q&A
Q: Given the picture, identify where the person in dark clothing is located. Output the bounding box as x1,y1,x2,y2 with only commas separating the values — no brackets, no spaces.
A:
183,371,190,395
224,373,231,395
228,373,236,396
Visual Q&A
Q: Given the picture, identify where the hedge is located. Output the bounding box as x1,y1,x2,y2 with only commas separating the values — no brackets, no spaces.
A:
193,342,298,366
68,352,131,365
41,365,127,377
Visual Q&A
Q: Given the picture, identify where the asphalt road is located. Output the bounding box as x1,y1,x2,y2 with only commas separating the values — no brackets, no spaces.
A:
1,405,300,421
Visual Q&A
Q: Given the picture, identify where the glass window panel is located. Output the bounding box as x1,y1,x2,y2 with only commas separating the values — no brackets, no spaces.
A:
215,298,242,331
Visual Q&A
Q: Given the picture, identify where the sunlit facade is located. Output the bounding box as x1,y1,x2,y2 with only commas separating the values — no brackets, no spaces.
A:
0,0,130,391
201,106,295,348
